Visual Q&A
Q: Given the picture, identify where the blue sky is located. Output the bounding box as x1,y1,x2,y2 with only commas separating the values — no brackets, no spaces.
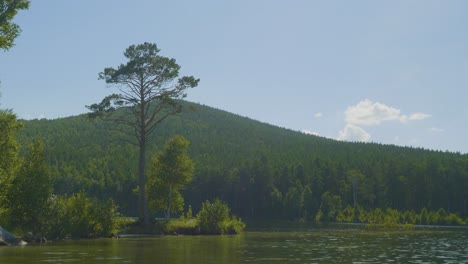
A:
1,0,467,153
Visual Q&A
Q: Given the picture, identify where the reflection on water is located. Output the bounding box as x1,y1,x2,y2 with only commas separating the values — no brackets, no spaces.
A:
0,225,467,263
241,228,468,263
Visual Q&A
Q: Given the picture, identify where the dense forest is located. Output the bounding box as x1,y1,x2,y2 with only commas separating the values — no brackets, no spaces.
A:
18,101,468,220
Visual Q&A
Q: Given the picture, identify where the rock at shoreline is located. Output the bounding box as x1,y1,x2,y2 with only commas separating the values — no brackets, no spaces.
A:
0,226,27,246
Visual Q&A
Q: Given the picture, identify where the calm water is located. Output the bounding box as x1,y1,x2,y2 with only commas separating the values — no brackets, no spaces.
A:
1,225,467,263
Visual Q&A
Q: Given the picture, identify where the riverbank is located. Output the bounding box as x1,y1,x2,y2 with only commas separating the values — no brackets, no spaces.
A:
2,224,468,263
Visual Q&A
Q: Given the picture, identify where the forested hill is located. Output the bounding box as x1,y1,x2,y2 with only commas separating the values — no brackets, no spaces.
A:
18,101,468,219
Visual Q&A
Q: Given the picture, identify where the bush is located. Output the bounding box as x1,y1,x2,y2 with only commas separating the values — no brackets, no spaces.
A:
46,193,120,239
401,210,417,225
221,216,246,234
315,192,342,223
433,208,447,225
419,207,429,225
445,213,464,225
337,205,355,223
367,208,384,225
196,199,245,234
383,208,400,228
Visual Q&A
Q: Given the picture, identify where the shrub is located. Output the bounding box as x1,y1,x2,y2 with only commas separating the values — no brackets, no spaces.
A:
419,207,429,225
401,210,417,225
337,205,355,223
45,193,120,239
196,199,245,234
445,213,464,225
221,216,246,234
367,208,384,225
316,192,342,223
431,208,447,225
383,208,400,228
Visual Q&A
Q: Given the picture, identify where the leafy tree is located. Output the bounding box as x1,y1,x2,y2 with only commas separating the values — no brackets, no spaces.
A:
87,43,199,225
8,139,52,235
316,191,342,223
0,0,29,51
284,180,305,219
0,110,22,216
147,135,194,218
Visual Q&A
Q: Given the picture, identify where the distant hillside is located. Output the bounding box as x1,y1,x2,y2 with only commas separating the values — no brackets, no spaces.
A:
18,101,468,218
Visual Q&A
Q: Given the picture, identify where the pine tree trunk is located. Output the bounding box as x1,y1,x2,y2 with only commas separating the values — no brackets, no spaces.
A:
138,134,150,226
166,183,173,219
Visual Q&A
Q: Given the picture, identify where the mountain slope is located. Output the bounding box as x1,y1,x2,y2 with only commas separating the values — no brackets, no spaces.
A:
18,101,468,218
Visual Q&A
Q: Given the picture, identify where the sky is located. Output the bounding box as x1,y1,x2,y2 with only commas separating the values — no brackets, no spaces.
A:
1,0,467,153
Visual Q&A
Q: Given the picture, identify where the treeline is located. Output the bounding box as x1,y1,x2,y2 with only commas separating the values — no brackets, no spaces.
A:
186,153,468,221
314,191,466,226
18,101,468,220
336,206,467,227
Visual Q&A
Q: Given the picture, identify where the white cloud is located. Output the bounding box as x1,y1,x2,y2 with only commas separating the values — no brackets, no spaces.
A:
22,113,46,120
409,112,432,121
344,99,431,126
337,99,431,143
430,127,444,133
314,112,323,118
301,130,320,136
338,124,371,142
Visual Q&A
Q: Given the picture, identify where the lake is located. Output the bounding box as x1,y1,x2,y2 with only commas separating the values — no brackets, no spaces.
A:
0,224,467,263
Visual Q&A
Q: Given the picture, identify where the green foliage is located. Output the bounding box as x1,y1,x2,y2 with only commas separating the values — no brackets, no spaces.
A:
383,208,400,228
0,110,22,213
367,208,385,225
0,0,29,50
419,207,429,225
402,223,415,229
197,199,245,234
0,109,122,239
445,213,464,225
197,199,229,234
164,218,199,235
147,135,194,218
316,192,342,223
401,210,417,224
337,204,357,223
7,140,52,235
335,206,466,228
433,208,447,225
46,193,120,239
163,201,245,235
16,101,468,221
185,205,193,219
221,216,246,235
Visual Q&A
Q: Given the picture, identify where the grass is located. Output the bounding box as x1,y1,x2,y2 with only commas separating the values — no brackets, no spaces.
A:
164,219,200,235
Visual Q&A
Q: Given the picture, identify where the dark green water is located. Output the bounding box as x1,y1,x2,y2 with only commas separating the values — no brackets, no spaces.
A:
1,225,467,263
